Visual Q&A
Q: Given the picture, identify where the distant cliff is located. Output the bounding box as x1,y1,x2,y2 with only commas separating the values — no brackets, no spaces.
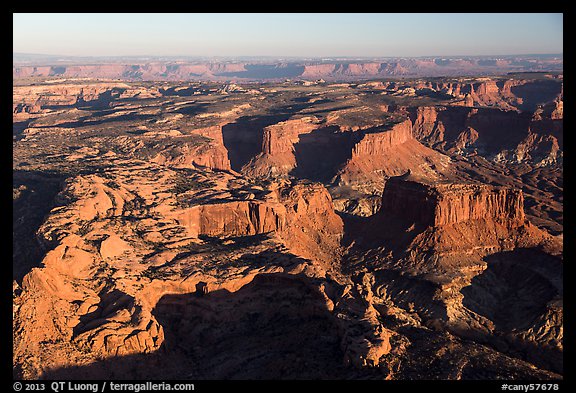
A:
13,56,563,81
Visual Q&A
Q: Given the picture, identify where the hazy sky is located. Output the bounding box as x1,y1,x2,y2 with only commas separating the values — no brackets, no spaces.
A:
13,13,563,58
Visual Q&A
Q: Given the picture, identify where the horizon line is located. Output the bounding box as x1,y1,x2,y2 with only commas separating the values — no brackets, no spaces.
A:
13,52,564,60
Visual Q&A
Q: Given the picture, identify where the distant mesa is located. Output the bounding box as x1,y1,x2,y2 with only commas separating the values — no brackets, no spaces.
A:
13,55,563,82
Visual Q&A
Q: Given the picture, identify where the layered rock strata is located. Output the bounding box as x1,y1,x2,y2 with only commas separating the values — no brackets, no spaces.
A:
336,119,451,192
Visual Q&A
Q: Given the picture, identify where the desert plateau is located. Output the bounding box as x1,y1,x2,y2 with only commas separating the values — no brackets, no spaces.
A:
13,67,563,380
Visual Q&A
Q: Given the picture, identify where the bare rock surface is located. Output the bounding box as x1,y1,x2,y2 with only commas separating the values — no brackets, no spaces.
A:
13,76,562,380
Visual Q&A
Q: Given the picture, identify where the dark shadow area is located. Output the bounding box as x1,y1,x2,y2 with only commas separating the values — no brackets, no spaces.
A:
427,106,470,143
337,180,433,273
222,114,291,171
13,170,68,281
159,86,198,96
125,129,148,135
434,59,452,66
152,273,346,379
509,80,563,112
169,233,274,262
373,269,449,321
49,66,67,75
290,126,353,182
342,177,432,259
529,118,563,147
75,89,126,111
415,88,454,100
41,273,352,380
303,105,356,117
460,248,562,374
40,88,133,112
461,249,561,332
73,289,136,337
408,105,535,155
13,119,31,141
340,211,429,266
391,323,560,380
40,112,158,129
336,210,371,250
463,108,532,154
171,102,211,116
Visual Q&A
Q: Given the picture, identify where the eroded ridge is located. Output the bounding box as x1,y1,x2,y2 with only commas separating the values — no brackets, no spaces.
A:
13,74,562,380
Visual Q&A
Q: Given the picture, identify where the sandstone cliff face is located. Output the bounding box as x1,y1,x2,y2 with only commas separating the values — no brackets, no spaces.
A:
245,117,321,177
411,106,440,142
301,64,337,78
370,175,553,267
379,177,525,228
176,201,285,238
436,184,524,226
351,120,413,157
174,179,345,267
336,119,451,193
150,126,232,171
409,106,473,148
467,79,561,111
452,127,479,151
278,183,344,267
346,175,562,374
13,58,563,81
262,117,320,155
468,80,512,108
13,83,131,111
13,162,398,379
407,105,562,166
514,131,562,167
407,79,562,112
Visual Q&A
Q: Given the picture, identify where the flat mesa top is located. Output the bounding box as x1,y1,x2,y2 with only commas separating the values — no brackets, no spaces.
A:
389,173,509,195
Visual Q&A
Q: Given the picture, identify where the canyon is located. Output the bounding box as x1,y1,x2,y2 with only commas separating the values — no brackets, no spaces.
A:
13,71,563,380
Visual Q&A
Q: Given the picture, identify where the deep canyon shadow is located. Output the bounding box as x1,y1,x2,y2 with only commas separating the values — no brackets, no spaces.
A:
460,248,562,373
222,114,291,171
41,273,349,380
13,170,67,281
291,126,353,182
461,248,560,332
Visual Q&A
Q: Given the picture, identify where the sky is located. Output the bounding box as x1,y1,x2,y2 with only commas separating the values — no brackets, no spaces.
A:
13,13,563,58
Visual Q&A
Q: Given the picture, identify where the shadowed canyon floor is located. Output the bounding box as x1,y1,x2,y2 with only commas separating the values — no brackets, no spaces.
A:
13,75,562,380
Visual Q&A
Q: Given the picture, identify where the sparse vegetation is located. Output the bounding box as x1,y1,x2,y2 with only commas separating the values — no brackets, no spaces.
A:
170,174,217,194
13,70,563,380
141,266,172,280
104,180,120,189
77,221,92,236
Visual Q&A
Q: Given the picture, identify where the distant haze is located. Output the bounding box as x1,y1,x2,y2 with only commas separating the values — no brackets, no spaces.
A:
13,13,563,58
